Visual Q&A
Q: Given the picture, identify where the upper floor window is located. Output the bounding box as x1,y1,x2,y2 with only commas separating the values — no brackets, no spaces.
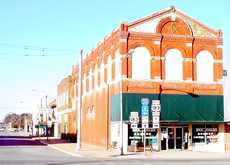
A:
107,55,112,83
73,82,76,98
165,49,183,81
100,61,104,85
115,50,121,80
94,65,98,89
132,47,151,80
196,50,214,82
83,73,86,94
89,68,92,93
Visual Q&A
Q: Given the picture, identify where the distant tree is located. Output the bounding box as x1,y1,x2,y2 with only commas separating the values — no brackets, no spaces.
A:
3,112,32,128
4,113,20,128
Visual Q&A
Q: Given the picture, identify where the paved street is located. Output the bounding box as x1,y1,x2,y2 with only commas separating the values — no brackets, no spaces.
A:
0,145,229,165
0,134,229,165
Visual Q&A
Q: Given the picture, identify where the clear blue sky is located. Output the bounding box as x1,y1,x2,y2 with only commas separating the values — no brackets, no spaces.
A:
0,0,229,121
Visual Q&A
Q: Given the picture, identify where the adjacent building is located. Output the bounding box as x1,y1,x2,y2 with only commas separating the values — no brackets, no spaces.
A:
32,97,56,137
223,67,230,151
57,75,76,138
48,99,58,137
57,7,229,152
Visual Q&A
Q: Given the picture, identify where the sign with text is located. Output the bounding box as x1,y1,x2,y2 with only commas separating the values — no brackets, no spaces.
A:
152,123,160,128
151,100,161,114
152,116,160,123
129,112,139,123
131,123,138,129
151,100,161,128
141,98,149,128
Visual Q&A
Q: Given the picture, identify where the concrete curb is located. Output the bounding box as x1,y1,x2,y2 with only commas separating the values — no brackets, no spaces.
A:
48,144,83,157
39,141,83,158
37,140,230,160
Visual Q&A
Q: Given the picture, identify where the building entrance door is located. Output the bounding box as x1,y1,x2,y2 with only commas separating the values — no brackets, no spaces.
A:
168,127,175,149
176,127,183,149
161,127,186,150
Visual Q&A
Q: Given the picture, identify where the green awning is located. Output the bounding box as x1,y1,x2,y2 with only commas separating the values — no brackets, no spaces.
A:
35,124,46,128
111,93,224,122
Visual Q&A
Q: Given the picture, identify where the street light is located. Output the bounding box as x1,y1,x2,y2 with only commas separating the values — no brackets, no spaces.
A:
119,49,134,155
119,54,124,155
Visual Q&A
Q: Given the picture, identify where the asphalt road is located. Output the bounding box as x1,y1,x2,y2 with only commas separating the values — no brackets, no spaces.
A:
0,135,229,165
0,145,229,165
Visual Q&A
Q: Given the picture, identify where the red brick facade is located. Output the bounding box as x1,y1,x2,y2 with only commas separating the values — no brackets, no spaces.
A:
57,7,225,150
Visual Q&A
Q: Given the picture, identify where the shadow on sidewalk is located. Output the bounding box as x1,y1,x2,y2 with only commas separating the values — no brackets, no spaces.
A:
0,139,47,146
39,138,69,145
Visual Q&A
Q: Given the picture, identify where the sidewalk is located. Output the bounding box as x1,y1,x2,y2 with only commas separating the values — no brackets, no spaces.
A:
39,139,230,160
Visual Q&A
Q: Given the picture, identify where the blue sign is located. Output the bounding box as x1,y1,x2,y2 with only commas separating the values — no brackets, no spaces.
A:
141,105,149,117
141,98,149,106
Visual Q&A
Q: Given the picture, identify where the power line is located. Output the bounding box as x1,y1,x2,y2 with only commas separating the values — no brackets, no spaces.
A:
0,107,32,109
0,52,75,57
0,42,77,52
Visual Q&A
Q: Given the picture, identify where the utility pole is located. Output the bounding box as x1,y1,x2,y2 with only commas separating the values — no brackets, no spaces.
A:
38,98,42,139
45,95,48,142
120,54,124,155
76,49,83,150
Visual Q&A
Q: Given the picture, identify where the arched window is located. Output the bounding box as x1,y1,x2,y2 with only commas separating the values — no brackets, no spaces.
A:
115,50,121,80
89,68,92,93
94,65,98,89
107,55,112,83
132,47,151,80
165,49,183,81
100,61,104,85
196,50,214,82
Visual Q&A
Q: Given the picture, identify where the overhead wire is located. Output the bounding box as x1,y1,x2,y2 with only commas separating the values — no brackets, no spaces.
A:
0,42,77,57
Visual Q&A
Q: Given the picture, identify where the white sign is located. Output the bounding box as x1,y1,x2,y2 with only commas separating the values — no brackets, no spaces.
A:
129,112,139,123
151,100,161,128
132,128,140,132
152,116,160,123
130,112,139,118
142,116,149,124
131,123,138,129
152,111,160,116
142,123,149,129
152,100,160,105
152,123,160,128
151,100,161,113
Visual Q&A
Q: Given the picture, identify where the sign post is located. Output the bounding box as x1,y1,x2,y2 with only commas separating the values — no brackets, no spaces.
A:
129,112,139,152
151,100,161,151
141,98,149,153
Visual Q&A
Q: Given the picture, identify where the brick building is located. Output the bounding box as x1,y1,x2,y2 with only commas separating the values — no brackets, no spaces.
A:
57,7,229,152
57,75,76,137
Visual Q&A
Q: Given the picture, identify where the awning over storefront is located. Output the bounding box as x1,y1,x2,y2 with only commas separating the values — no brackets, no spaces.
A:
111,93,224,122
35,124,47,128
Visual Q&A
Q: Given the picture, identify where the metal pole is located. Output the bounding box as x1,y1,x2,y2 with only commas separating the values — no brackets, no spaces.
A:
204,123,207,144
45,95,48,142
120,55,124,155
76,49,83,150
39,98,42,139
144,128,146,153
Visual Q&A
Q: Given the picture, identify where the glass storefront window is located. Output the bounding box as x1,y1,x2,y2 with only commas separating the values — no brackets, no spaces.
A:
192,124,218,144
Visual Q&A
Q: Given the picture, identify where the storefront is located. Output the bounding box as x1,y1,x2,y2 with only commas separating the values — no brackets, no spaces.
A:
127,123,189,152
191,124,225,152
111,92,225,152
160,125,189,150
